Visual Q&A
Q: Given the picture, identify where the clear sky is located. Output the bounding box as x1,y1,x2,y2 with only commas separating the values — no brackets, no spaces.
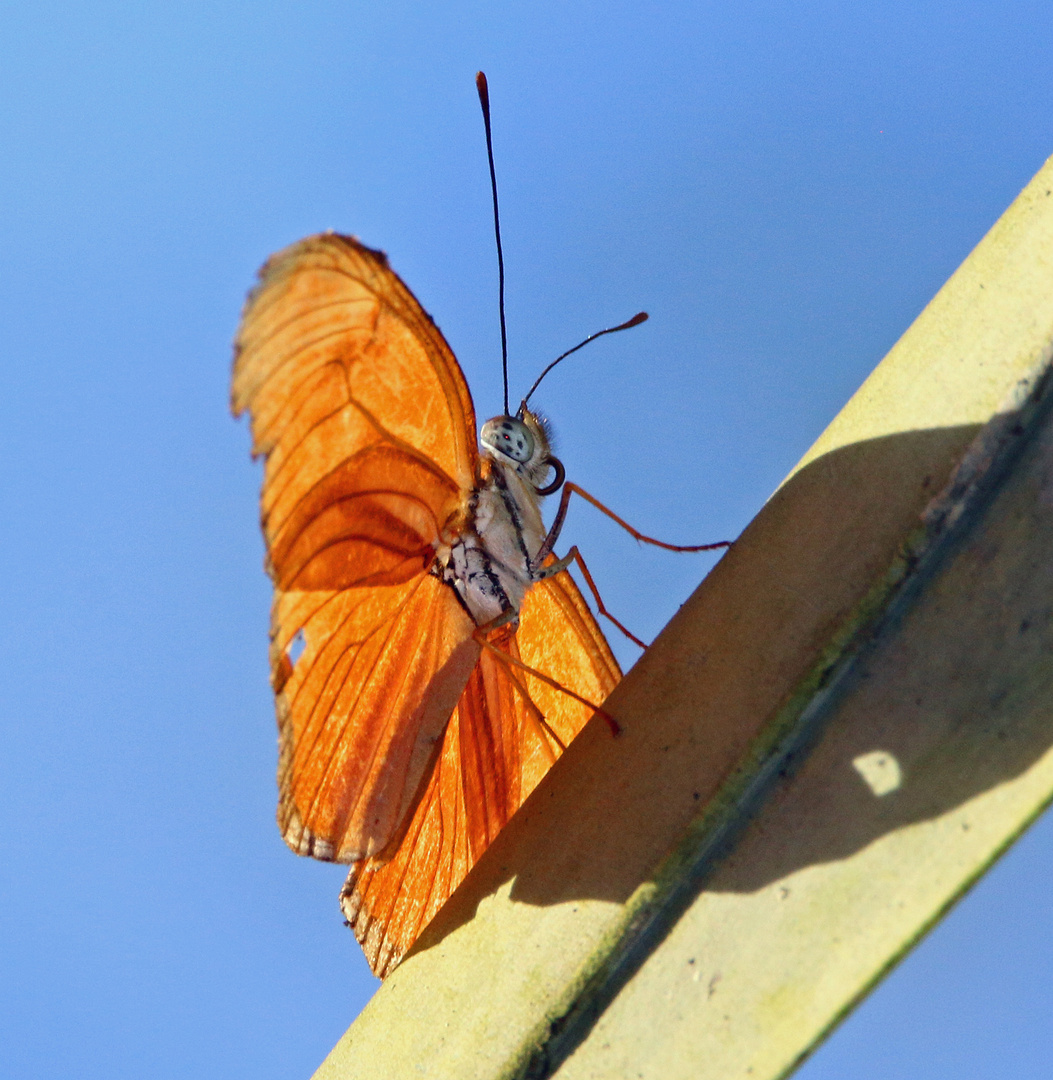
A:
3,2,1053,1077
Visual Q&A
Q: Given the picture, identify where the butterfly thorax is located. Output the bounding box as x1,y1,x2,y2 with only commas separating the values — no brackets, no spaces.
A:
436,410,555,627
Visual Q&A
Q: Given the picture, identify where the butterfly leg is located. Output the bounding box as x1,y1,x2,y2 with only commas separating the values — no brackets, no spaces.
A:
472,625,621,736
533,546,648,649
534,481,732,564
484,656,567,764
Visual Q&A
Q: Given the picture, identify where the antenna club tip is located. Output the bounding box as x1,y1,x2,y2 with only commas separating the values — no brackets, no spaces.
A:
628,311,648,327
476,71,489,104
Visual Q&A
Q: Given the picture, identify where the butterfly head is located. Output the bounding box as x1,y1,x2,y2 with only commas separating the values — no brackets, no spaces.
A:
480,408,564,496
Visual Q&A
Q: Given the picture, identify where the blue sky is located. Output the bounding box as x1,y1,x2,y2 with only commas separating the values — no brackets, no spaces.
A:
3,2,1053,1077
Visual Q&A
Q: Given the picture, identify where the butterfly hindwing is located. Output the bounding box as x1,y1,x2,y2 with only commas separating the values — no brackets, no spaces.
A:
277,574,480,862
340,571,620,977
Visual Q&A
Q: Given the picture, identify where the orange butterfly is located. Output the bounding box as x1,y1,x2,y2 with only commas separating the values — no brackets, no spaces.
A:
232,76,727,978
232,232,629,975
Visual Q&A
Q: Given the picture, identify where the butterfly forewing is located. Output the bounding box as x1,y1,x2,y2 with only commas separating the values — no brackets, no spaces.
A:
232,234,478,491
234,234,483,861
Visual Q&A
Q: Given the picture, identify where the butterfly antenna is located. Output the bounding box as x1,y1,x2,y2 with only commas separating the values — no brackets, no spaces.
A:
520,312,649,412
476,71,510,416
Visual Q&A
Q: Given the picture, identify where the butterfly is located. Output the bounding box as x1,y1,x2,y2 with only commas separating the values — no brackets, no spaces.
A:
231,76,727,979
232,232,634,976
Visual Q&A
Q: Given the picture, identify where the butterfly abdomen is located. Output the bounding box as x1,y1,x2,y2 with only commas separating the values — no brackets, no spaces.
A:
438,454,547,627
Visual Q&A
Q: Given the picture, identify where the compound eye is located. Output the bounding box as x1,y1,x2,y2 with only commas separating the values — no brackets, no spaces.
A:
482,417,535,463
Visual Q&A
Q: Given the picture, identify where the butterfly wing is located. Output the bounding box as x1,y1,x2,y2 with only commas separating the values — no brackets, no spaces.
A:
232,233,483,861
340,570,622,977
